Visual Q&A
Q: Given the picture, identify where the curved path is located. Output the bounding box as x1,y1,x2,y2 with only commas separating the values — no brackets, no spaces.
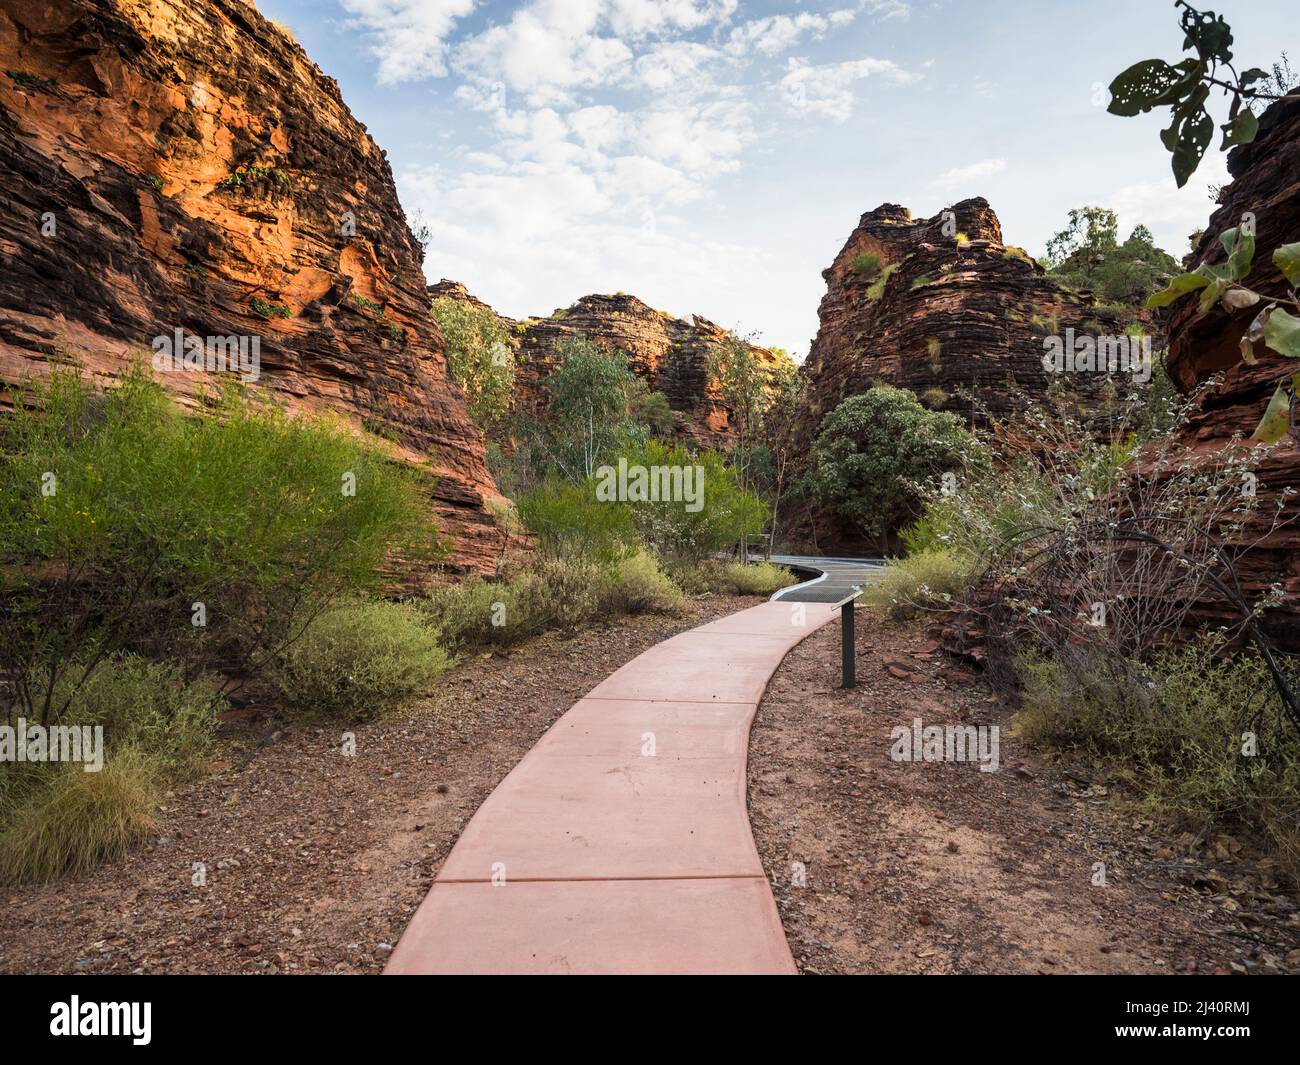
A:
768,554,884,604
385,558,879,975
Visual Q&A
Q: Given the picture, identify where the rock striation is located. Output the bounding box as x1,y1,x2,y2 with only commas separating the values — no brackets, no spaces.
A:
801,197,1127,430
0,0,505,572
1162,89,1300,643
430,282,791,449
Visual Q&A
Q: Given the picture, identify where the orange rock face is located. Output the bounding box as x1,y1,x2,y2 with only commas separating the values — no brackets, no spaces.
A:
430,281,791,449
792,197,1129,553
802,197,1127,429
1162,90,1300,643
0,0,505,573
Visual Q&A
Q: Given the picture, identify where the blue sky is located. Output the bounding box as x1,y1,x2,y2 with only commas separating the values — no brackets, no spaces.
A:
255,0,1299,357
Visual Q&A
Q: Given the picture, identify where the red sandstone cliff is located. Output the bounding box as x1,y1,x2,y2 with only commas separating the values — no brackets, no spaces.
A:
430,281,792,449
1162,89,1300,641
0,0,505,573
801,197,1126,428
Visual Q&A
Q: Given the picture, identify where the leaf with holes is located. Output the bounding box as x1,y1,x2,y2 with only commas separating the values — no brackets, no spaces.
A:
1180,6,1234,64
1107,58,1200,116
1162,88,1214,188
1221,109,1259,149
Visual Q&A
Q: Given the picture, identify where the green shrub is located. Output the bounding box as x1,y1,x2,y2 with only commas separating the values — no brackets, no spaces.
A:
0,656,217,885
267,599,450,718
0,367,442,725
865,264,898,301
422,561,601,650
623,441,766,567
720,561,796,596
516,475,637,560
24,655,217,772
431,295,516,428
250,297,291,319
599,551,684,614
629,388,675,438
850,251,883,279
806,386,987,552
863,548,974,619
1016,641,1300,873
425,552,683,650
0,747,160,885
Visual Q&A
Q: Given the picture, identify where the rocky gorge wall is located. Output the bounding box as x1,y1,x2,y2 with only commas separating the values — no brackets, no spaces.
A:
1162,89,1300,642
792,197,1129,552
0,0,506,573
801,197,1127,431
430,281,791,450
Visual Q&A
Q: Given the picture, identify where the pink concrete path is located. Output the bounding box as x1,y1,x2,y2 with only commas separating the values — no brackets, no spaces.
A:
385,598,839,975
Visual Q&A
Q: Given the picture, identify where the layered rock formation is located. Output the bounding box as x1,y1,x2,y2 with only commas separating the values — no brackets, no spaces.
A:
801,197,1126,428
430,281,791,448
0,0,505,572
794,197,1127,552
1163,89,1300,642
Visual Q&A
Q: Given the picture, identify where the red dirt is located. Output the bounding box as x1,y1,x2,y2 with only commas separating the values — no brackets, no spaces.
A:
747,609,1300,975
0,595,754,975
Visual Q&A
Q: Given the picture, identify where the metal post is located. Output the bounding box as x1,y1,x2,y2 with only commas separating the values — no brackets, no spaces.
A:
841,600,855,689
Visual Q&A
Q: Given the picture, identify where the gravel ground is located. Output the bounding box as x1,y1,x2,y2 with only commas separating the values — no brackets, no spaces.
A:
0,595,755,975
747,609,1300,975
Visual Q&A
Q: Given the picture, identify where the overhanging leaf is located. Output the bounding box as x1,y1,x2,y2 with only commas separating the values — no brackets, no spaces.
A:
1199,278,1229,314
1181,7,1234,64
1273,242,1300,287
1250,378,1296,444
1262,308,1300,357
1108,59,1194,116
1146,271,1211,308
1221,108,1259,148
1167,100,1214,187
1221,226,1256,280
1222,287,1261,310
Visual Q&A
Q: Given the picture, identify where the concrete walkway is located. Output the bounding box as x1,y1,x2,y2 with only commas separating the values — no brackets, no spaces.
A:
768,554,885,604
384,596,840,975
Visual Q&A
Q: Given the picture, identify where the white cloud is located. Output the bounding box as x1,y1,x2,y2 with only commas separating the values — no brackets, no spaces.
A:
779,55,919,122
631,40,724,91
606,0,738,37
568,104,629,151
1109,152,1231,254
865,0,911,19
401,157,794,357
931,157,1007,194
725,10,857,57
346,1,915,351
340,0,476,85
454,0,633,107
